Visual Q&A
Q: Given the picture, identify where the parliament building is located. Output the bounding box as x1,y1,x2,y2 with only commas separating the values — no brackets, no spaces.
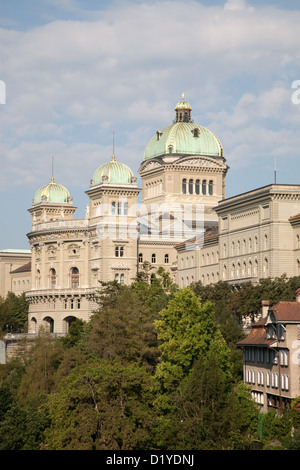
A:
3,95,300,336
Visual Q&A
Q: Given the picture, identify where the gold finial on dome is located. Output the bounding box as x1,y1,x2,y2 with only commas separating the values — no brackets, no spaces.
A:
182,92,185,101
112,130,116,161
51,156,55,183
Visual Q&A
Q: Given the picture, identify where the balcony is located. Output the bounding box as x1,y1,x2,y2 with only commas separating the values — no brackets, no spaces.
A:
31,219,89,232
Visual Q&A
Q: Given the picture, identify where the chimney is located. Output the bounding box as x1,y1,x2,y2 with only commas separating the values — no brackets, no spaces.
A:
261,300,269,317
296,289,300,302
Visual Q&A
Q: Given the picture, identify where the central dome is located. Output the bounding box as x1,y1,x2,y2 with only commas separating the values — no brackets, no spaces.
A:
143,95,223,161
91,156,136,187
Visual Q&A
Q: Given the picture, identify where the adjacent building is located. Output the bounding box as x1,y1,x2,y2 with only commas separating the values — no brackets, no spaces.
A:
176,183,300,287
0,249,31,298
237,291,300,411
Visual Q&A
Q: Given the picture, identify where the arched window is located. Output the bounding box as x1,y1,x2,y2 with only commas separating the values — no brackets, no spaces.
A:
50,268,56,288
208,180,213,195
36,269,41,289
111,201,116,215
115,245,124,257
115,273,119,282
138,253,143,263
164,254,169,264
182,179,187,194
202,180,207,195
195,179,200,195
71,267,79,288
152,253,156,264
120,273,125,284
168,145,173,153
189,179,193,194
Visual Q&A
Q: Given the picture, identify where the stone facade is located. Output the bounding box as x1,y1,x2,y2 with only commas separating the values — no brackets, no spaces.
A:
176,184,300,287
0,250,31,298
3,95,300,337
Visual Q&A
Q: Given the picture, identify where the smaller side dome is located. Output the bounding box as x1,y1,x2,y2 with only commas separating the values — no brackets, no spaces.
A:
33,178,72,205
91,155,137,187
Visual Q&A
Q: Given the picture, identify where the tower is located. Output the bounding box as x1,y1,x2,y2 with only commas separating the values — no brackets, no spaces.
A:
137,95,229,279
86,152,141,285
26,177,93,335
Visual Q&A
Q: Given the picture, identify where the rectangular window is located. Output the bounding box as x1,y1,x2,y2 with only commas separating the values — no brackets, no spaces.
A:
281,374,289,391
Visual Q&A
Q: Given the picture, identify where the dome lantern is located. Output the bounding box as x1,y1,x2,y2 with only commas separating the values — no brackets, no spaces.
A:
143,95,223,161
175,93,192,123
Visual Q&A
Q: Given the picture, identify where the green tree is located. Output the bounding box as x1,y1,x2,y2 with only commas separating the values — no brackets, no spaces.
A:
132,266,178,315
17,330,64,401
154,288,233,411
43,360,157,450
0,396,49,450
0,292,29,333
157,356,258,450
86,283,160,370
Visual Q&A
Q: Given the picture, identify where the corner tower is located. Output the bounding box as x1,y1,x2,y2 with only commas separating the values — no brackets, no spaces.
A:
86,153,141,285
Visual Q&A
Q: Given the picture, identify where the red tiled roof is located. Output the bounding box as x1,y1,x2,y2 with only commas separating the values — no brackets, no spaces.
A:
10,262,31,274
271,301,300,321
237,300,300,347
237,324,275,347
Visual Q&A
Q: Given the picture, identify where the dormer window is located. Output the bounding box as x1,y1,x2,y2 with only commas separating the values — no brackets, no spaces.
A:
192,128,199,137
156,131,163,141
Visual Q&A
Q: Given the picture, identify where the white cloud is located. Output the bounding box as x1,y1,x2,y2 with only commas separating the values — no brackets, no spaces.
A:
1,0,300,194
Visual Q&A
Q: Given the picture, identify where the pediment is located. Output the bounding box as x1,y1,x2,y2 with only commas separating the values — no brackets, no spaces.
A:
139,160,163,173
174,156,225,169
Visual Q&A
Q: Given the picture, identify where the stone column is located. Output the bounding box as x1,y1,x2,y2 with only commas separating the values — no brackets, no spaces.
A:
58,241,64,288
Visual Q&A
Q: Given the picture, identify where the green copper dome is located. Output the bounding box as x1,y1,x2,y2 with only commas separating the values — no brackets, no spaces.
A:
91,156,136,186
143,95,223,161
33,179,72,204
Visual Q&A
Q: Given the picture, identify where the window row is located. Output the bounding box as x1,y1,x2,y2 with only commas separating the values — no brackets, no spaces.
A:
182,179,213,195
223,234,268,257
201,251,219,266
222,258,269,280
245,369,289,391
38,267,80,289
138,253,169,264
111,201,128,216
64,298,81,310
244,347,288,365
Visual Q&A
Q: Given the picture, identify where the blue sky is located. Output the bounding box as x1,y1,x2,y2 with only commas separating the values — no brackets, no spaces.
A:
1,0,300,249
